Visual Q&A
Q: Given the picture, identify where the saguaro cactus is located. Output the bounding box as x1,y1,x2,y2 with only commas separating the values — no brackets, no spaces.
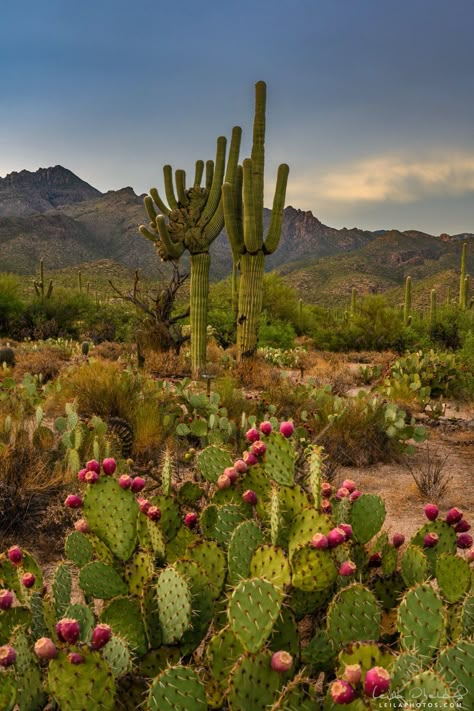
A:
429,288,437,326
139,128,241,376
223,81,289,359
403,276,411,326
34,259,53,300
459,243,467,309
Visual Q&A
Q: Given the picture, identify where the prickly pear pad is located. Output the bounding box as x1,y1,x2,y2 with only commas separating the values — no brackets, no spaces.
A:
398,583,445,658
436,553,471,603
101,635,132,678
436,639,474,709
337,641,393,681
52,562,72,619
79,561,128,599
184,540,226,599
197,445,233,483
101,596,148,656
64,603,94,642
48,648,115,711
206,625,244,687
291,544,338,592
400,544,429,587
0,672,16,711
84,476,138,560
327,583,381,648
64,531,94,568
402,670,456,708
250,545,291,588
9,632,46,711
228,519,265,586
261,432,296,486
148,666,207,711
227,650,282,711
350,493,386,544
411,520,456,571
156,567,192,644
228,578,283,653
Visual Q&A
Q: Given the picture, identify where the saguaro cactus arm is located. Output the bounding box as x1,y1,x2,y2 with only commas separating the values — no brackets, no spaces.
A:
263,163,290,255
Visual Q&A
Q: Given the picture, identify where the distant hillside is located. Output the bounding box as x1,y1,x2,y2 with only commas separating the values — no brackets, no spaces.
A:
0,165,473,305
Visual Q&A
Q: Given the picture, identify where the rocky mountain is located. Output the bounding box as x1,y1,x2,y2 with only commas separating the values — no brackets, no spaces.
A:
0,165,472,304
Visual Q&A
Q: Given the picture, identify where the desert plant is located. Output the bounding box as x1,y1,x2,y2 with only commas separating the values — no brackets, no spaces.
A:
404,445,452,500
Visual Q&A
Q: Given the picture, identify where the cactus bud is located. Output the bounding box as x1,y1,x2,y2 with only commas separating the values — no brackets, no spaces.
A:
270,650,293,672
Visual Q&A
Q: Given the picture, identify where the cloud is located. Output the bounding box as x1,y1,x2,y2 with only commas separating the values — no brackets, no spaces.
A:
285,152,474,207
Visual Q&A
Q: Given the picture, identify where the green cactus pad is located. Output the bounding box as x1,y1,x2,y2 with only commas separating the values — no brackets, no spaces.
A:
30,591,48,640
137,515,166,559
79,561,127,599
101,596,148,656
148,495,181,541
213,504,246,550
156,566,192,644
199,503,218,538
64,603,95,642
333,496,352,527
400,545,429,587
324,693,367,711
10,631,46,710
177,480,204,506
84,476,138,560
242,465,272,520
139,646,182,678
411,520,457,571
372,573,405,611
64,531,94,568
270,681,317,711
117,675,148,711
174,559,214,654
390,651,424,689
102,635,132,677
52,562,72,619
268,607,299,658
288,586,334,619
337,641,393,680
381,546,398,576
261,431,296,486
124,550,155,595
228,519,265,586
291,544,338,592
288,509,332,559
148,665,208,711
0,558,23,601
327,583,381,647
461,594,474,637
398,583,445,658
301,629,336,671
436,640,474,710
436,553,471,603
166,525,197,563
270,484,281,546
402,670,456,708
206,626,244,687
87,532,114,565
350,493,386,544
184,540,226,599
141,579,162,648
0,672,16,711
228,577,283,653
250,545,291,588
48,648,115,711
0,606,31,645
197,445,233,483
227,650,282,711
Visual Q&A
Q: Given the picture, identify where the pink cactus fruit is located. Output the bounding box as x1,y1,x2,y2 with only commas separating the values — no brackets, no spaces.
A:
65,494,83,509
77,468,87,482
130,477,145,493
446,507,463,525
245,428,260,443
339,561,357,576
0,590,14,610
84,470,99,484
85,459,100,474
423,532,439,548
328,527,346,548
21,573,35,588
68,653,85,665
56,618,81,644
217,474,231,490
424,503,439,521
279,421,295,438
392,533,405,548
147,506,161,521
364,666,391,698
321,499,333,514
456,533,473,549
321,482,332,498
259,421,273,435
243,451,258,466
330,680,356,705
339,523,353,540
224,466,238,483
118,474,133,490
137,498,151,514
311,533,329,549
91,623,112,650
0,645,16,668
242,490,258,506
184,512,198,529
349,489,363,502
7,546,22,565
343,663,362,685
250,440,266,457
342,479,356,493
233,459,248,474
101,458,116,475
34,637,57,660
368,553,382,568
455,519,471,533
74,518,90,534
336,487,350,500
270,650,293,672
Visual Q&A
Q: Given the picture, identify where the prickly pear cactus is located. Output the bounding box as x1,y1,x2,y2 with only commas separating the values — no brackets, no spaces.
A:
197,445,233,483
327,583,381,647
350,493,386,544
397,583,445,658
227,650,282,711
79,561,128,599
148,665,208,710
156,566,192,644
228,519,264,585
261,432,296,486
48,648,116,711
64,531,94,568
84,476,138,560
400,544,429,587
228,578,283,652
435,553,471,603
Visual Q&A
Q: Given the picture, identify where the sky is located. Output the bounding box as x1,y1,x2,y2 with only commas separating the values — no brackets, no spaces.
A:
1,0,473,235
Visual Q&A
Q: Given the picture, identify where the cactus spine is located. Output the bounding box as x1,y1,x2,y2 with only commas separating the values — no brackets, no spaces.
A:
140,129,241,376
223,81,289,360
459,243,467,309
403,276,411,325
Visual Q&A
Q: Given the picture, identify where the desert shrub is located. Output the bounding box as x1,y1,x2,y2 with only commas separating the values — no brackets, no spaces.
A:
13,346,70,383
258,314,296,349
404,445,452,501
0,273,24,334
92,341,128,361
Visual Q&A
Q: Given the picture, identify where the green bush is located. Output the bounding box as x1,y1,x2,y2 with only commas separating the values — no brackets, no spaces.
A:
0,274,24,334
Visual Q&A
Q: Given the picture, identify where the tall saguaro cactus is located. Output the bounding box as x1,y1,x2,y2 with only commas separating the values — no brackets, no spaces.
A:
403,276,411,326
459,243,467,309
223,81,289,359
139,128,241,376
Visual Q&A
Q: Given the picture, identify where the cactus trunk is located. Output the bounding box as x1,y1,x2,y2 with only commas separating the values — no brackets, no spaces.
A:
459,243,467,308
237,252,265,358
190,253,210,376
403,276,411,325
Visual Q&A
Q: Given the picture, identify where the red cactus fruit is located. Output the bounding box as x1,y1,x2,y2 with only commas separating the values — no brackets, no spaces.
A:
339,524,353,540
242,490,258,506
311,533,329,549
321,500,332,514
184,512,198,529
349,489,363,502
118,474,133,489
21,573,35,588
250,441,266,457
84,470,99,484
336,487,350,500
259,421,273,435
0,590,13,610
423,532,439,548
77,468,87,482
392,533,405,548
455,519,471,533
339,561,357,576
217,474,231,490
342,479,356,493
74,518,90,533
91,623,112,650
424,503,439,521
56,618,81,644
368,553,382,568
270,650,293,672
0,645,16,667
102,458,116,475
245,428,260,443
456,533,473,549
343,663,362,685
137,498,151,514
85,459,100,473
243,451,258,466
65,494,83,509
328,528,346,548
130,477,145,493
34,637,57,660
224,466,238,483
233,459,248,473
321,482,332,497
364,666,391,698
68,653,85,664
7,546,22,565
330,680,356,705
147,506,161,521
446,507,463,525
279,421,295,438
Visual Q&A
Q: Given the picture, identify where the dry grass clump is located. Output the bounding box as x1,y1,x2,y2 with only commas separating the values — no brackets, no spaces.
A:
305,353,357,393
14,347,69,383
144,349,190,377
92,341,129,361
403,445,452,501
234,355,281,391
